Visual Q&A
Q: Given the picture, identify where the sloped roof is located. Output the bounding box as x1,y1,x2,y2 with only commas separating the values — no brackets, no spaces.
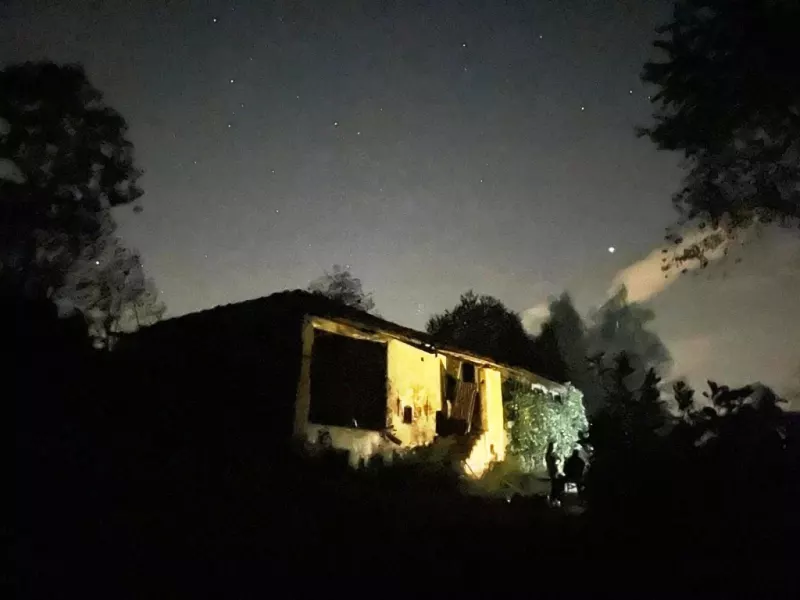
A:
126,289,569,392
129,289,435,344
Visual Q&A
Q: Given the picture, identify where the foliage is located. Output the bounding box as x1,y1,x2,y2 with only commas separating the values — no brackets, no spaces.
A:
308,264,376,313
0,61,143,299
533,293,585,380
533,289,671,415
585,362,795,541
503,378,588,472
586,286,672,393
463,455,545,499
693,379,788,443
585,354,674,517
672,379,696,418
589,353,670,457
54,231,166,348
533,292,601,405
426,290,536,369
530,320,569,382
640,0,800,266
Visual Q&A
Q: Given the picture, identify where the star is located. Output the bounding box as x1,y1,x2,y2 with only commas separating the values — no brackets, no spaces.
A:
227,123,232,128
608,246,616,254
580,106,586,111
333,121,339,127
462,43,467,48
212,17,218,23
229,78,235,83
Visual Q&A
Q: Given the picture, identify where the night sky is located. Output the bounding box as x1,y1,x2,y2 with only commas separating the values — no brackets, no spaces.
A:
2,0,799,397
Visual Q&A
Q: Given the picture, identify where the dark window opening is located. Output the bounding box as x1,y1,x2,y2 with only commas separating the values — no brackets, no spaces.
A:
309,330,387,430
403,405,413,424
461,362,476,383
445,374,458,401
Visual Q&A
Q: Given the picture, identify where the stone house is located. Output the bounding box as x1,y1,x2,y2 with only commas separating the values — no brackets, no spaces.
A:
118,290,571,477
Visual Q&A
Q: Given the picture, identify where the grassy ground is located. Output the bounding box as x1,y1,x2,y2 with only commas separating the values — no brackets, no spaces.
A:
18,441,798,597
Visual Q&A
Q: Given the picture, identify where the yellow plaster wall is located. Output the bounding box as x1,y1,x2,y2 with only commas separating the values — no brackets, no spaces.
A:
386,339,443,447
295,319,444,463
293,316,508,476
464,367,506,477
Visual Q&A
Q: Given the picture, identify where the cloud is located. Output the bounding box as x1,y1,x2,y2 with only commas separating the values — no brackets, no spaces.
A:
609,229,731,303
668,334,715,377
522,302,550,332
520,226,779,333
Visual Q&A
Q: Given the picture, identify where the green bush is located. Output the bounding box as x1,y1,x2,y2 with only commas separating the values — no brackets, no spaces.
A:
503,379,588,472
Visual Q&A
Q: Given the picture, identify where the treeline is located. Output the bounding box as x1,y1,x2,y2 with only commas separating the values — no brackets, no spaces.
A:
424,287,670,414
1,62,164,348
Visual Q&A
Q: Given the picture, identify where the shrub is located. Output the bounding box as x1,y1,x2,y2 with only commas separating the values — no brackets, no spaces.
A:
504,378,588,472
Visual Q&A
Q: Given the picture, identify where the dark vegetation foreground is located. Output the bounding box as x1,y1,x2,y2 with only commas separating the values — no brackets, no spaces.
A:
13,297,800,597
8,3,800,592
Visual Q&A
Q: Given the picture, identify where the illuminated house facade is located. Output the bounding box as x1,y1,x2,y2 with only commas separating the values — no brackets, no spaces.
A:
294,314,510,476
119,290,571,478
291,312,574,477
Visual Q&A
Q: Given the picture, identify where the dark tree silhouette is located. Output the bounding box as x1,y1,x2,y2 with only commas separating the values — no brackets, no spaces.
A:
591,354,669,453
586,286,672,391
673,379,696,419
426,290,535,368
585,353,675,517
530,320,569,383
0,62,143,299
54,232,166,348
530,289,671,415
641,0,800,266
533,292,601,400
585,364,796,546
307,264,376,313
